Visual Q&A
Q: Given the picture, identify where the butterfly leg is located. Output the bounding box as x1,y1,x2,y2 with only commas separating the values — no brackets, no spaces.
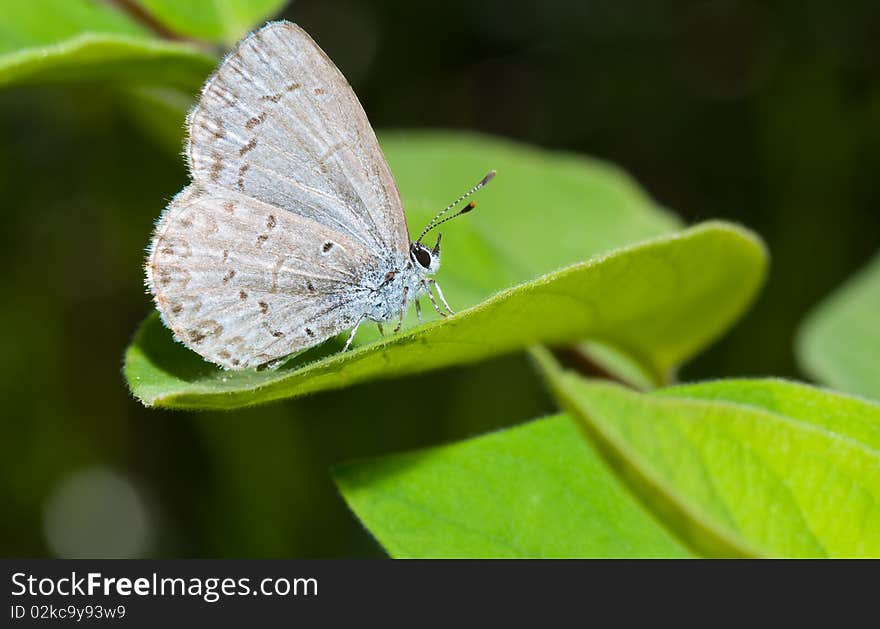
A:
257,356,288,371
421,280,446,317
422,278,455,317
415,297,422,322
343,314,367,351
429,278,455,315
394,286,410,334
377,323,385,337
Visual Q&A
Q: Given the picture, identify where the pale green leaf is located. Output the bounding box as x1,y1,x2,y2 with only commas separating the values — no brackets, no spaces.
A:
659,378,880,451
333,414,692,558
797,252,880,401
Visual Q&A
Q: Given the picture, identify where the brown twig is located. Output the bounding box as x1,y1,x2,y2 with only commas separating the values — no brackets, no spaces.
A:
103,0,215,53
105,0,186,40
552,346,632,387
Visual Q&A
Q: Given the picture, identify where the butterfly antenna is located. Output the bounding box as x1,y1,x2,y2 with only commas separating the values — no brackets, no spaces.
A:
416,170,496,244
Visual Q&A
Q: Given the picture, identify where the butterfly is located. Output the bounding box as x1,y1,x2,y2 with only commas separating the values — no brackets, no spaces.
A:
145,21,494,370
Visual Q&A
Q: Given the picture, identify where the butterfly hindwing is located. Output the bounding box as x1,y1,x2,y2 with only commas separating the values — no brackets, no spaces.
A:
147,184,377,369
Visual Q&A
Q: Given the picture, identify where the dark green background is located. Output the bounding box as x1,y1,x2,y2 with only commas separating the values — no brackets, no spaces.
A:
2,0,879,556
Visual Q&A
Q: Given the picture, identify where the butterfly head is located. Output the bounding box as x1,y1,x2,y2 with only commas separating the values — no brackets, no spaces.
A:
411,170,496,277
410,236,442,275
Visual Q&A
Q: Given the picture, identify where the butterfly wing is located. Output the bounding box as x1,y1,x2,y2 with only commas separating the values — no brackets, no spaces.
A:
147,184,377,369
186,21,409,259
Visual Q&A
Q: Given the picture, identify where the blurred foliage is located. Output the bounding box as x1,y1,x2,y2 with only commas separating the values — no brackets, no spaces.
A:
798,252,880,399
2,0,879,557
0,0,214,89
137,0,290,44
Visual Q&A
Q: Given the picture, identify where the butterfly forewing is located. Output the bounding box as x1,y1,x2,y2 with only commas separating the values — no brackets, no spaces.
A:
186,21,409,258
147,184,377,369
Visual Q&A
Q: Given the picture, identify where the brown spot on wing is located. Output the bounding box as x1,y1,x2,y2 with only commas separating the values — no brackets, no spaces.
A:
245,112,267,129
188,319,222,344
265,323,284,338
266,215,276,229
189,330,207,344
258,300,269,314
222,269,235,283
239,137,257,156
256,234,269,247
211,118,225,140
158,238,191,258
161,295,201,318
154,266,191,289
239,290,248,300
314,87,324,95
210,153,223,182
223,201,235,214
237,163,249,190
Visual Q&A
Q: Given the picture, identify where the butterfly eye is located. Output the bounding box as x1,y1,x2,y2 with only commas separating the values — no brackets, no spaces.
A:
412,245,432,269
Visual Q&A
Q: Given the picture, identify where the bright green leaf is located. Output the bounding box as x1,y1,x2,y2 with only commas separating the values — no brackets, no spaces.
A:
126,219,764,409
797,252,880,401
659,378,880,451
124,134,765,409
0,0,147,53
0,0,215,89
333,414,692,558
538,356,880,558
127,133,688,408
138,0,290,45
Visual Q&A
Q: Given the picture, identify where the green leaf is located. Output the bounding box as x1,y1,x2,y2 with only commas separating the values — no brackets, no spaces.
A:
797,252,880,401
333,414,693,558
538,355,880,557
128,132,690,408
658,378,880,451
137,0,290,45
124,134,765,409
0,0,215,89
124,134,767,410
125,141,765,411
